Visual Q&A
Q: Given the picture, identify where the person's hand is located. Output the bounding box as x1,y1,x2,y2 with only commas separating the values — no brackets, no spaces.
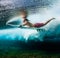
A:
19,25,23,27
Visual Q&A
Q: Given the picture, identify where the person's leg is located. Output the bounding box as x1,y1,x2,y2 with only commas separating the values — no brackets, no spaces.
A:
33,18,55,28
44,18,55,25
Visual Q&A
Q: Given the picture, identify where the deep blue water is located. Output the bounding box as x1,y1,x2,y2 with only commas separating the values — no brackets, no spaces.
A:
0,23,60,50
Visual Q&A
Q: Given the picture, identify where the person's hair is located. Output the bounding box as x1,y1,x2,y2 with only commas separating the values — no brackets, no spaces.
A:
20,9,28,15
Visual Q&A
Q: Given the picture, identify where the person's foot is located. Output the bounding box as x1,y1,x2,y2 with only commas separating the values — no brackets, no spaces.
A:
51,18,55,20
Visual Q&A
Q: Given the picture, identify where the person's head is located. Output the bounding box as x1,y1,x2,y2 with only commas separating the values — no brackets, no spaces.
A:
20,9,28,19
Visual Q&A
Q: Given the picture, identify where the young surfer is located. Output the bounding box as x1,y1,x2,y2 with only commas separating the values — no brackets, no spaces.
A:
19,10,55,28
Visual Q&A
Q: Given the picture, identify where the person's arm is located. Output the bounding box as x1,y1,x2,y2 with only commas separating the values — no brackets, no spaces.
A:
43,18,55,25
